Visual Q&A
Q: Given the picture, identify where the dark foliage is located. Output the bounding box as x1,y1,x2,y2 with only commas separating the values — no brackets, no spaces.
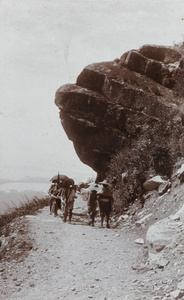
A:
106,115,182,214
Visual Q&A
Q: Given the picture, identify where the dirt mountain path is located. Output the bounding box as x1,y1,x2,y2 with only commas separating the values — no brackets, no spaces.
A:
0,195,173,300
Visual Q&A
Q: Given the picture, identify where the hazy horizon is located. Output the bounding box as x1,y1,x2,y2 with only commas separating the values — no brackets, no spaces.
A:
1,0,184,184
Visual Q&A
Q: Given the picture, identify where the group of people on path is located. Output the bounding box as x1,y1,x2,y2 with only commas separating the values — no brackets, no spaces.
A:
48,181,76,223
87,180,114,228
48,178,114,228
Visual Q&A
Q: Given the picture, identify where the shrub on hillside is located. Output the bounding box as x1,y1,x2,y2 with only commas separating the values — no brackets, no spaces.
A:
107,116,182,213
0,196,50,232
173,39,184,56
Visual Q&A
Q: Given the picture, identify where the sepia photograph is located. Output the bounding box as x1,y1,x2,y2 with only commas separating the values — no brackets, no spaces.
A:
1,0,184,299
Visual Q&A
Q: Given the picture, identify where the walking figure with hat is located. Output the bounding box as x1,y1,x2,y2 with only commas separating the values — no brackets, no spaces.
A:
87,189,98,226
97,180,114,228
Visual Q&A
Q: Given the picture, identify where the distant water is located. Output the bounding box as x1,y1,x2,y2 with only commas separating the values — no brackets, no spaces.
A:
0,182,51,214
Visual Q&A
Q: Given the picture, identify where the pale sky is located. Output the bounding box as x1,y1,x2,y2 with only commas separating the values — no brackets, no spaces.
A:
0,0,184,183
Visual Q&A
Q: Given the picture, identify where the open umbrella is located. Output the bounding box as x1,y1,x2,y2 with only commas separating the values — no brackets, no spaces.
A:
50,174,69,183
66,178,75,185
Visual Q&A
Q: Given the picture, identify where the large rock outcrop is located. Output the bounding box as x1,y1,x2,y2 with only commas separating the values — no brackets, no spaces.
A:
146,203,184,267
55,45,184,179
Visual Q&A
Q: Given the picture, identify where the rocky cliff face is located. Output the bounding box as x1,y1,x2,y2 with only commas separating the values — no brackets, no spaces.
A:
55,45,184,181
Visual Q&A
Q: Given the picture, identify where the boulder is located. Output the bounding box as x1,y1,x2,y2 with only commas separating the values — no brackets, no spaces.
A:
135,238,144,245
143,175,165,191
148,253,169,268
146,204,184,266
120,45,182,88
55,45,184,178
139,44,182,64
170,290,184,300
120,50,148,74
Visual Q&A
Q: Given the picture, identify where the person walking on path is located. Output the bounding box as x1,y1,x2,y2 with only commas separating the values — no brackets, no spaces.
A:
48,183,61,216
48,183,56,214
87,189,98,226
48,180,64,217
63,185,76,223
97,180,114,228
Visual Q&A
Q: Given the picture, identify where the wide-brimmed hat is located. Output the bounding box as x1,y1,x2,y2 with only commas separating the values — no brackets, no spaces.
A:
99,179,109,186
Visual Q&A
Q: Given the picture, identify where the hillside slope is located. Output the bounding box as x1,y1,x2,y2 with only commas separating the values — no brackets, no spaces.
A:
1,169,184,300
